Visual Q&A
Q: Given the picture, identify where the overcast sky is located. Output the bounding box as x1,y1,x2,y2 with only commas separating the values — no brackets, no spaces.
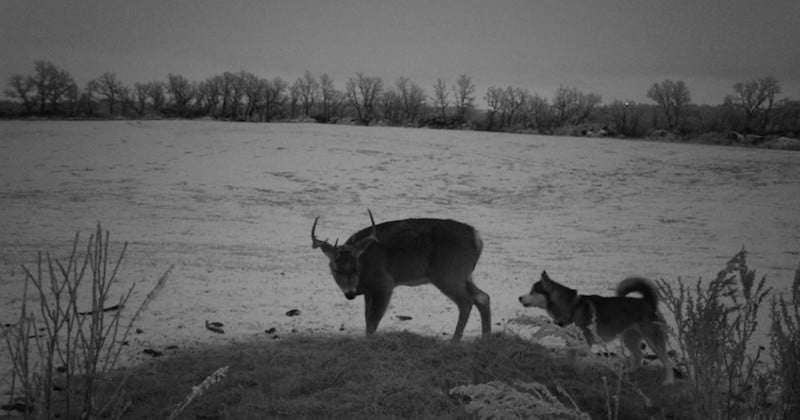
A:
2,0,799,105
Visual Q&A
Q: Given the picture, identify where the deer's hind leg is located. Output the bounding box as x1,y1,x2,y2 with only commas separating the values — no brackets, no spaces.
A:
432,273,476,342
467,276,491,337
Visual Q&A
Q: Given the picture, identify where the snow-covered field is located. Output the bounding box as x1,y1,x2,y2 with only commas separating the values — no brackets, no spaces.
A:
1,120,798,372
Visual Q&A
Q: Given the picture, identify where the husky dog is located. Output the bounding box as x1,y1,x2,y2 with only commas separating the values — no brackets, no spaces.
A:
519,271,674,384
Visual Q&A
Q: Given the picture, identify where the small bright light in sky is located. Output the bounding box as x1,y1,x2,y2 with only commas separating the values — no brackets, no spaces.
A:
1,0,798,105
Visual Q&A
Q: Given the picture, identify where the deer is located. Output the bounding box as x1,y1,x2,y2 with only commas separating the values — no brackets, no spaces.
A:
311,210,491,342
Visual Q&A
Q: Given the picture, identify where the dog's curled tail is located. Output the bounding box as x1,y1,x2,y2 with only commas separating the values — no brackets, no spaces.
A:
616,277,658,308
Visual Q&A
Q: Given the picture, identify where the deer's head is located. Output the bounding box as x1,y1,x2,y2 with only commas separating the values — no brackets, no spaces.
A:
311,210,378,300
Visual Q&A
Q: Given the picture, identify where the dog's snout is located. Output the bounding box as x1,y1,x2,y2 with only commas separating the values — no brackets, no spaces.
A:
344,291,357,300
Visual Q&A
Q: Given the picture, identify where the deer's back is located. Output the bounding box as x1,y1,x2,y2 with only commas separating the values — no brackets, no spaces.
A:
347,218,482,274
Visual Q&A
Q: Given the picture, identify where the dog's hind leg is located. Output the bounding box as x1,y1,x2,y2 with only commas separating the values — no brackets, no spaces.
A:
579,326,595,347
621,329,643,371
643,325,675,385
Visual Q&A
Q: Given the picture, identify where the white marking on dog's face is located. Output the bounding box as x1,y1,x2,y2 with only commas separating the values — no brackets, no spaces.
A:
519,292,548,309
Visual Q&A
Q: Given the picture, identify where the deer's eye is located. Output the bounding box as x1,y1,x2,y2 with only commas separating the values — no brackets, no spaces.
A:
333,256,356,272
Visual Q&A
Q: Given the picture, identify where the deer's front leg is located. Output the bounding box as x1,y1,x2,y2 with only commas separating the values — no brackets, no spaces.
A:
364,289,392,335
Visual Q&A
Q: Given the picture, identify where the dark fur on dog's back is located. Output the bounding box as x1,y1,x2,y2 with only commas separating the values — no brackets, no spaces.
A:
616,277,658,308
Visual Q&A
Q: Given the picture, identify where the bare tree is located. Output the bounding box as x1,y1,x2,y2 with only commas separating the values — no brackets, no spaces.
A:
396,77,426,124
294,70,319,117
345,72,383,125
240,72,262,121
484,86,504,130
772,100,800,134
551,85,578,127
647,79,691,131
289,83,300,119
24,61,77,115
228,71,249,120
146,81,166,113
262,77,287,121
669,81,691,129
452,73,475,123
196,77,222,116
48,70,77,115
501,86,528,128
576,92,602,125
30,61,59,113
552,85,602,127
167,73,195,117
5,74,35,113
82,82,96,117
522,94,551,132
319,73,335,122
90,72,124,115
731,77,781,133
608,100,644,136
219,72,238,118
118,86,133,116
133,83,150,117
328,89,346,120
432,78,449,123
550,86,572,127
381,88,403,124
483,85,528,130
64,82,80,116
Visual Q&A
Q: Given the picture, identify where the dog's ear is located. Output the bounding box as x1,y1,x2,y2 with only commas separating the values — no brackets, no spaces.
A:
541,271,552,283
538,271,552,292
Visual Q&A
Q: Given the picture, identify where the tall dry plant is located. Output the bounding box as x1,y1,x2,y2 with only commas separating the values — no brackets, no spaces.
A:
769,265,800,418
1,224,172,419
656,248,772,418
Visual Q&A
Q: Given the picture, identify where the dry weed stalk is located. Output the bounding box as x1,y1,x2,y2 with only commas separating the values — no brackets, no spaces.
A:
1,224,172,419
167,365,230,420
656,248,774,418
769,264,800,418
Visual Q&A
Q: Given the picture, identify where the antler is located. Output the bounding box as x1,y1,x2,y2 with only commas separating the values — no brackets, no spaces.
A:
366,209,378,243
311,217,337,255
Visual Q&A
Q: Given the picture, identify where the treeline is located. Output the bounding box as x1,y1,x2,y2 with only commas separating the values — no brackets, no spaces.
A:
3,60,800,139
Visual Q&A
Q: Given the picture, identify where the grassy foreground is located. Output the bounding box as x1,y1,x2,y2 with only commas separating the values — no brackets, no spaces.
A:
109,331,692,419
5,229,791,418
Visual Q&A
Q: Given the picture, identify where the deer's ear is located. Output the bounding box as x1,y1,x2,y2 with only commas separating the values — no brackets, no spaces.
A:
352,238,375,260
320,245,337,260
